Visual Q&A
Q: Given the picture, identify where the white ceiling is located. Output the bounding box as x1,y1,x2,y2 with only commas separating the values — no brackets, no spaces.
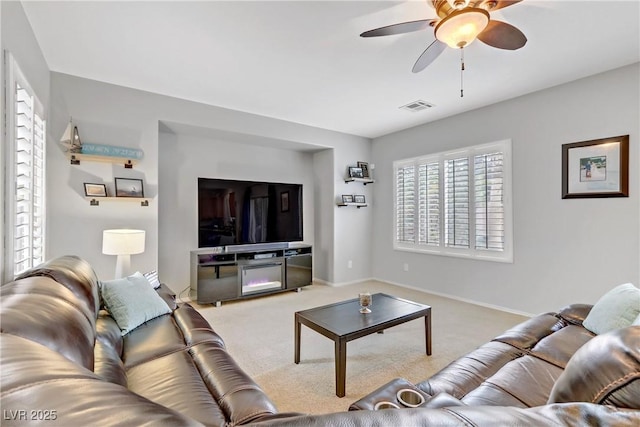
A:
22,0,640,139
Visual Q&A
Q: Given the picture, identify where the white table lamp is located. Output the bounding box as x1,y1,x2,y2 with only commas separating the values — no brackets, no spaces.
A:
102,229,145,279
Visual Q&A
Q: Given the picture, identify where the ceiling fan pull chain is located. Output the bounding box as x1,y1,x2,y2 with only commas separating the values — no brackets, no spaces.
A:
460,47,465,98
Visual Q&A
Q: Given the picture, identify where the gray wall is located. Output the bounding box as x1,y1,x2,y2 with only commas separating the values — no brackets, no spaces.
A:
1,1,51,281
158,131,315,294
47,72,371,290
371,64,640,315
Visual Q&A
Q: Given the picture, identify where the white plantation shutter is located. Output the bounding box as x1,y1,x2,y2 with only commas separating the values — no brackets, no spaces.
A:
419,162,440,245
444,158,469,248
396,164,416,243
6,56,47,278
474,152,504,251
393,140,512,262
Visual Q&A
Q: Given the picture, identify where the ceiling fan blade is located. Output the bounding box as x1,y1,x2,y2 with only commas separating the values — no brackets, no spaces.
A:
481,0,523,12
477,20,527,50
360,19,435,37
412,40,446,73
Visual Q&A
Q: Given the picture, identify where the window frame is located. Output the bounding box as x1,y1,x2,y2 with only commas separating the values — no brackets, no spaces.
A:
393,139,513,263
4,52,47,280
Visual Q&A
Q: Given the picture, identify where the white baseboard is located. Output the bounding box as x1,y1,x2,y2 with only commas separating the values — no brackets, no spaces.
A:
371,277,535,318
312,277,375,287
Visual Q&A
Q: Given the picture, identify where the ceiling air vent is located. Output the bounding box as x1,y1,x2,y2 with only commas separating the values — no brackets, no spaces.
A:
399,100,435,112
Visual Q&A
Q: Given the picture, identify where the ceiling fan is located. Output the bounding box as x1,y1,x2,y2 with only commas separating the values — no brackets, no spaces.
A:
361,0,527,75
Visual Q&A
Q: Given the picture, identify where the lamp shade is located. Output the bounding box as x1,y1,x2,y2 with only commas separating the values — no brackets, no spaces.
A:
435,8,490,49
102,229,145,255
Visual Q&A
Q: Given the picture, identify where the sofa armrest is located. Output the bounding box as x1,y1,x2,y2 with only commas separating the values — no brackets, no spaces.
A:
349,378,430,411
156,283,177,310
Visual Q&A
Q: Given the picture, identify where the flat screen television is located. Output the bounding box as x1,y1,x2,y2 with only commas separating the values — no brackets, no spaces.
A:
198,177,303,248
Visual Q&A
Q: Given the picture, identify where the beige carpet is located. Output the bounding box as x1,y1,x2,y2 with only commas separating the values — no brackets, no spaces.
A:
190,281,527,415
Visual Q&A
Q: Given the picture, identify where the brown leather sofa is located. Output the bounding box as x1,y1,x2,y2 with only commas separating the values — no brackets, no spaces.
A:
252,303,640,426
2,255,639,426
1,255,286,426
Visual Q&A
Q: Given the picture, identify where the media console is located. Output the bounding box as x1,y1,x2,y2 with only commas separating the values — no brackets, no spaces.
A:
190,243,312,306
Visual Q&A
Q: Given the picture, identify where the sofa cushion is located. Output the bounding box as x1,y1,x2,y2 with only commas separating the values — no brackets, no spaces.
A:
417,341,523,399
127,348,229,425
0,276,96,370
529,325,594,369
101,273,172,335
582,283,640,335
94,313,127,386
143,270,161,289
0,334,203,426
548,326,640,408
17,255,101,320
461,355,563,408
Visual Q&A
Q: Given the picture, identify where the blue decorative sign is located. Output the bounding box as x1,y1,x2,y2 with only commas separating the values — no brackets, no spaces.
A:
81,143,144,160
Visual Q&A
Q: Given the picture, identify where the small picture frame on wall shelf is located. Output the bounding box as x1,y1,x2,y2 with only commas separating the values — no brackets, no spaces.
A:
342,195,354,204
354,194,366,204
357,161,370,178
115,177,144,198
84,183,107,197
348,166,364,179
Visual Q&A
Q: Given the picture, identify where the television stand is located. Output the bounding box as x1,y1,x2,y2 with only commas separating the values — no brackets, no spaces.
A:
190,243,312,305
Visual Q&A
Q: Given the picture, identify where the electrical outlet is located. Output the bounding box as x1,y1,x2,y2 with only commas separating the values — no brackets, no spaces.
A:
403,263,409,272
348,260,353,269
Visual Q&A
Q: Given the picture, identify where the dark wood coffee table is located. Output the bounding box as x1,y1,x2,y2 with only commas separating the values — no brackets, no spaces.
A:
294,293,431,397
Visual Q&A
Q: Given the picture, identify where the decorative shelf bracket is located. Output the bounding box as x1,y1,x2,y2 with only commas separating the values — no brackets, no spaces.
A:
337,203,367,208
345,177,374,185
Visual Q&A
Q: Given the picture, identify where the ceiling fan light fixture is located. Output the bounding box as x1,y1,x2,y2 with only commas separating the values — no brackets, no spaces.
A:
435,8,490,48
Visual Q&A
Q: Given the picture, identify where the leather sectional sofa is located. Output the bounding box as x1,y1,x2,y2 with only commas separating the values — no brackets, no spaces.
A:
1,255,639,426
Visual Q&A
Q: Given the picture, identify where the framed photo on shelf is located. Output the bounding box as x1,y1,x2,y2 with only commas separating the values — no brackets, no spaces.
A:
348,166,364,179
84,183,107,197
115,177,144,198
354,194,366,204
561,135,629,199
357,161,370,178
281,191,290,212
342,195,354,203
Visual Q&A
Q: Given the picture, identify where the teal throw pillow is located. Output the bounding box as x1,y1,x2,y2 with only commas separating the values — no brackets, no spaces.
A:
582,283,640,335
101,272,172,335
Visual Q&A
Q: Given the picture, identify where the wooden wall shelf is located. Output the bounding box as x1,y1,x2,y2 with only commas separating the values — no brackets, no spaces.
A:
344,177,374,185
337,202,367,208
87,197,149,207
69,153,137,168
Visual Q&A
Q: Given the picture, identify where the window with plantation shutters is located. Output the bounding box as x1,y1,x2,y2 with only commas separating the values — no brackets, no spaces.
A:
394,140,512,263
4,55,47,279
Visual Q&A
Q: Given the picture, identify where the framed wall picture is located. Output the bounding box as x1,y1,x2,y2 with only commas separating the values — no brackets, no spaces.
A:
115,177,144,198
84,183,107,197
348,167,364,179
281,191,290,212
354,194,366,204
357,161,370,178
562,135,629,198
342,195,354,203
